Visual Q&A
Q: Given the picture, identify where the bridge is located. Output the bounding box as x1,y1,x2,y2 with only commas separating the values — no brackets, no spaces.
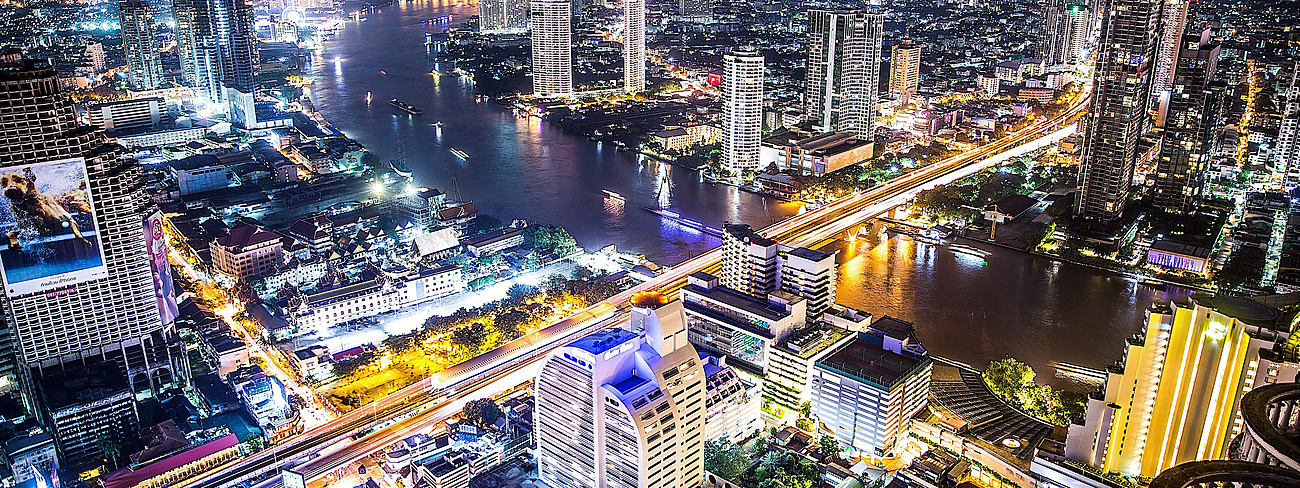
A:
183,91,1090,488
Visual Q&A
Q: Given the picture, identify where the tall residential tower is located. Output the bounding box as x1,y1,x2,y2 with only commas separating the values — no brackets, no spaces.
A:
118,0,163,90
722,48,764,173
624,0,645,93
530,0,573,96
805,10,883,138
1152,30,1223,213
889,40,921,105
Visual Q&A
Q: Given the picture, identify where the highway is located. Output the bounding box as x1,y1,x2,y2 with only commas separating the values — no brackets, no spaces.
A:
184,90,1089,488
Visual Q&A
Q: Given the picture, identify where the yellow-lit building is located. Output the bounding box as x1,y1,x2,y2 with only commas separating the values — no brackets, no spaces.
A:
1070,296,1297,479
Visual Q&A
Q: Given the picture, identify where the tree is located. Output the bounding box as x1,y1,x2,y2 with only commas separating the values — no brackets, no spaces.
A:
817,435,841,458
451,322,489,352
795,417,813,432
798,401,812,419
462,398,503,428
464,214,503,236
506,283,536,302
332,351,376,378
98,436,121,471
983,357,1036,407
703,440,749,481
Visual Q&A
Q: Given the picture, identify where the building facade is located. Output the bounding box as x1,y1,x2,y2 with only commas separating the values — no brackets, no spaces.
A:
480,0,527,32
530,0,572,97
805,10,882,138
624,0,645,94
1153,0,1193,97
720,224,780,296
1074,0,1162,222
889,40,921,104
722,48,764,173
534,295,705,488
681,272,805,375
210,223,284,281
1037,0,1092,66
1152,31,1224,213
87,97,166,134
172,0,258,107
118,0,163,90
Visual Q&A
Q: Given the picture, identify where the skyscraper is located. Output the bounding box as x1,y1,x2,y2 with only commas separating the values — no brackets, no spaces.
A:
530,0,572,97
172,0,258,106
1272,65,1300,189
1074,0,1162,222
1153,30,1223,213
679,0,709,17
720,223,780,295
479,0,527,32
623,0,645,93
804,10,883,138
722,48,763,173
1153,0,1193,97
118,0,163,90
889,40,921,105
534,294,705,488
0,50,185,468
1037,0,1092,66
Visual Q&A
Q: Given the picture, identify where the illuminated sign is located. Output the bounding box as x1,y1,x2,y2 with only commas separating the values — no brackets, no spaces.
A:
707,73,722,86
0,157,109,296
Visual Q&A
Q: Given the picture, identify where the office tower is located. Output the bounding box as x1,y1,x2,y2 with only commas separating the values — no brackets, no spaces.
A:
1153,31,1223,213
534,294,704,488
720,223,779,295
1071,297,1295,478
0,50,184,470
1273,66,1300,189
172,0,258,106
701,355,762,444
119,0,163,90
83,43,106,73
1037,0,1091,66
782,247,836,318
804,10,883,138
1154,0,1193,97
1073,0,1162,222
765,317,862,413
480,0,527,32
721,48,763,173
530,0,572,97
679,0,709,16
889,40,921,104
172,0,200,87
681,272,805,375
810,317,931,456
623,0,645,93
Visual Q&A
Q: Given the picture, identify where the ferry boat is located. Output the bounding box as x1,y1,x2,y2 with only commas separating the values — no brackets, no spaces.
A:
365,91,372,104
449,148,470,160
602,189,624,200
379,69,388,76
390,99,422,115
390,159,413,178
950,244,992,260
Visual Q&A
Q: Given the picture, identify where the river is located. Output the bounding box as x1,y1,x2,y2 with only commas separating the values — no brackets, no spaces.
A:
306,0,1193,384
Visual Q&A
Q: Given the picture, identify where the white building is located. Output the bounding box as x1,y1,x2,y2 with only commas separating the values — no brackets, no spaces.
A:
87,97,165,133
1273,66,1300,189
681,272,805,376
889,40,921,104
720,223,780,296
480,0,528,32
534,294,705,488
118,0,163,90
722,48,764,173
781,247,837,318
624,0,646,93
701,355,762,444
805,10,883,138
530,0,572,96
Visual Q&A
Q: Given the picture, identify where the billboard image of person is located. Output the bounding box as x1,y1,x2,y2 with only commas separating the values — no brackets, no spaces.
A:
145,211,178,325
0,158,108,296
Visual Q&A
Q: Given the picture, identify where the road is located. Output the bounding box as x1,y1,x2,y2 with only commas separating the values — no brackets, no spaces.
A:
183,90,1090,488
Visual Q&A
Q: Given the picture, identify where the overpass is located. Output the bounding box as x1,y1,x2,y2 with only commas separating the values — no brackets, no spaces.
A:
184,91,1089,488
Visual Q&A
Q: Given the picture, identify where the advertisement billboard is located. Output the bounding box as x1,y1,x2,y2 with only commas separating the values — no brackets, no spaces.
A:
971,117,997,131
707,73,722,86
145,211,178,325
0,158,108,296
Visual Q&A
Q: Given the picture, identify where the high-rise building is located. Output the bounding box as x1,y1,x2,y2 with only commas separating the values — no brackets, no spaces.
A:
701,355,762,444
479,0,527,32
720,223,780,296
889,40,921,105
810,316,931,456
623,0,645,93
172,0,258,106
0,50,185,471
119,0,163,90
722,48,764,173
172,0,200,88
1153,31,1224,213
530,0,572,97
1153,0,1193,97
1067,296,1296,478
1272,65,1300,189
1073,0,1162,222
679,0,709,17
534,293,705,488
781,247,837,318
1036,0,1092,66
681,272,805,376
804,10,883,138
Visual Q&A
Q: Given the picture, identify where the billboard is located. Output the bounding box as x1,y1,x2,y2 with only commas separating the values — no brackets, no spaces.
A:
145,211,178,325
0,158,107,296
707,73,722,86
971,117,997,131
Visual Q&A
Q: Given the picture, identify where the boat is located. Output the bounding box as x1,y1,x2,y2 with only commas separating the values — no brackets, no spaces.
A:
433,121,443,127
1140,279,1165,288
950,244,992,260
365,91,372,104
390,159,413,178
390,99,422,115
602,189,624,200
379,69,388,76
449,148,470,160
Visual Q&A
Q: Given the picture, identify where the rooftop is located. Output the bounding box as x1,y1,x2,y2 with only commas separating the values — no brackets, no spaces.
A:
786,246,833,262
570,328,638,356
683,282,795,322
817,336,928,391
723,223,776,247
462,227,522,247
1149,239,1212,259
777,324,853,359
